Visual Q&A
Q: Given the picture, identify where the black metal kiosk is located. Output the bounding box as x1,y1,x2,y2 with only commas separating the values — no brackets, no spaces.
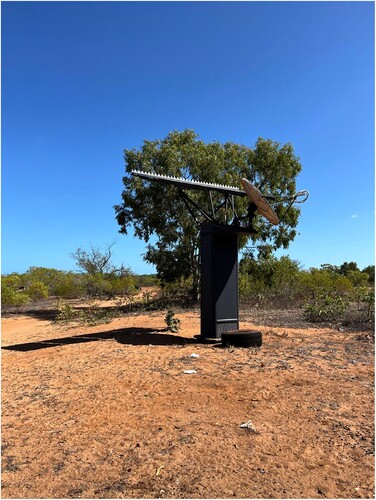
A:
131,170,308,346
200,223,254,340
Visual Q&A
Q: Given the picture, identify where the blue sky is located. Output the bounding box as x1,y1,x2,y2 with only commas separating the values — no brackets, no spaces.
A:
2,1,374,275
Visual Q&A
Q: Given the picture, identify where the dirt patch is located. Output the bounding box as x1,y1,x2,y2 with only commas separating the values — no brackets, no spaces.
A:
2,307,374,498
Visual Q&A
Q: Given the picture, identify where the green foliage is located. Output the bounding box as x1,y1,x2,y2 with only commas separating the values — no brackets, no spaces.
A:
164,309,181,333
55,300,80,323
293,269,353,322
26,281,49,301
23,267,61,292
238,256,372,326
361,265,374,285
22,267,85,299
346,270,369,287
353,286,375,319
54,299,113,326
269,256,302,293
108,274,136,297
133,274,159,288
239,255,373,325
81,302,114,326
298,269,352,298
319,262,373,284
115,129,303,298
3,251,373,330
2,249,138,308
53,272,85,298
157,277,196,307
1,275,30,307
339,261,359,276
304,294,349,322
239,255,302,302
320,263,341,274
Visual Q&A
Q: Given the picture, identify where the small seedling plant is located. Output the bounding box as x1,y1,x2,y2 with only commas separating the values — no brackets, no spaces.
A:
164,309,181,333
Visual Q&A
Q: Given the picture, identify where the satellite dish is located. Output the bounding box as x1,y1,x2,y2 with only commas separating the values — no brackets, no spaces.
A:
240,178,280,225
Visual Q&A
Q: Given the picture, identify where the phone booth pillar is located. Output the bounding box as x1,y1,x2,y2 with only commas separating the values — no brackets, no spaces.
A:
200,223,254,340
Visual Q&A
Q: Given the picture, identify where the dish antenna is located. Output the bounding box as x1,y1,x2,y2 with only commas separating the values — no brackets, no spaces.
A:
240,178,280,225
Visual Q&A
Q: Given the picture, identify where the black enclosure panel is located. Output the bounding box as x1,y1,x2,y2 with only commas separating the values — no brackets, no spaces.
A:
200,223,240,339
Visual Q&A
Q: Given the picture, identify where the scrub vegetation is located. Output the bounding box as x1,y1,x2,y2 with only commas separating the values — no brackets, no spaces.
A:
239,257,374,327
2,253,374,329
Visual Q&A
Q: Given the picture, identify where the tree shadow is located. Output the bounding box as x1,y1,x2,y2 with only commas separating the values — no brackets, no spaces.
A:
2,327,196,352
3,308,60,322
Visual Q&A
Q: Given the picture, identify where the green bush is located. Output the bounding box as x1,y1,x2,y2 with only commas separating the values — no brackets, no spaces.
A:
239,255,303,303
107,275,137,298
134,274,159,288
164,309,181,333
239,256,274,299
54,299,112,326
54,272,85,298
26,281,49,301
304,294,349,322
353,286,375,319
22,267,86,299
298,269,352,298
55,300,80,323
81,302,113,326
158,278,195,305
362,265,374,285
2,285,30,307
75,272,137,300
1,275,30,307
346,270,369,287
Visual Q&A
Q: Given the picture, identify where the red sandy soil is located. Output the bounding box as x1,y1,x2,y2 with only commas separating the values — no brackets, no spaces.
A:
1,303,374,499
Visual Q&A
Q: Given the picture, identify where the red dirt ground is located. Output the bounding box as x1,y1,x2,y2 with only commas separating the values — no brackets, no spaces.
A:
1,304,374,499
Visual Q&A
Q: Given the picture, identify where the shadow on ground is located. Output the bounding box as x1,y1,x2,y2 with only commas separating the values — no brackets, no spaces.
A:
3,308,60,322
2,327,196,352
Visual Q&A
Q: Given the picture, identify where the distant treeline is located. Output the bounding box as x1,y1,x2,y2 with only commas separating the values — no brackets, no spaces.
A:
1,267,159,307
2,258,374,325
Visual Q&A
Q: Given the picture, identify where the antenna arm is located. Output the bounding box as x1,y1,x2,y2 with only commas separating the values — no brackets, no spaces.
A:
247,203,258,227
178,189,215,225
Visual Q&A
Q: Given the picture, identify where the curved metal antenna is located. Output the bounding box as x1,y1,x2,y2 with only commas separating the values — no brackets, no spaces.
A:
277,190,310,222
263,189,310,204
292,190,309,203
240,179,280,225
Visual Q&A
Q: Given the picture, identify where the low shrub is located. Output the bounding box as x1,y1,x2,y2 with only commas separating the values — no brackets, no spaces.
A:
54,299,112,326
353,286,375,320
55,300,82,323
26,281,49,301
304,294,349,322
2,275,30,307
83,302,113,326
164,309,181,333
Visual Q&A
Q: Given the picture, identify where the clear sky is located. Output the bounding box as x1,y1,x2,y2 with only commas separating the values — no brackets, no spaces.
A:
2,1,374,275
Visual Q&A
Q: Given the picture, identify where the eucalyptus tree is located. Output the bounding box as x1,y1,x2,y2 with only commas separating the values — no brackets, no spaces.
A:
115,129,303,299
